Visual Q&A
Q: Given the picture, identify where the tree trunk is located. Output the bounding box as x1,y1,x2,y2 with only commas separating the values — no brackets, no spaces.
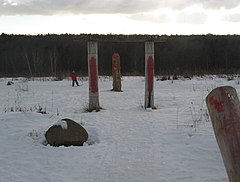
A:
25,51,33,77
206,86,240,182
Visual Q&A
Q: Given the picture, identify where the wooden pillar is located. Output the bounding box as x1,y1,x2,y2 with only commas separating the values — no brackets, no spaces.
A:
88,41,100,112
144,41,155,109
112,53,121,91
206,86,240,182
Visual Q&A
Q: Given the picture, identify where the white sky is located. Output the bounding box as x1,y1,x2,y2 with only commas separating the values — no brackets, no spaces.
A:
0,0,240,35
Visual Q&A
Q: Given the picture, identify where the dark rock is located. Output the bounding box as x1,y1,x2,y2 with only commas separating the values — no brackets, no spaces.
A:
45,118,88,147
7,81,14,86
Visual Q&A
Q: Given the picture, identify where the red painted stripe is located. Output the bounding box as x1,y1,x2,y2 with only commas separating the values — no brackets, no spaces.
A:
90,57,98,93
147,56,154,92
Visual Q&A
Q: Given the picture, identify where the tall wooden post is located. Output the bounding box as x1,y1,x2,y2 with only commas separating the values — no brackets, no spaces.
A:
206,86,240,182
112,53,121,91
88,41,100,112
144,41,155,109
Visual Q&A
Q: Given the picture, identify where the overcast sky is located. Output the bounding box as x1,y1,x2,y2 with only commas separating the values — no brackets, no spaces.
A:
0,0,240,35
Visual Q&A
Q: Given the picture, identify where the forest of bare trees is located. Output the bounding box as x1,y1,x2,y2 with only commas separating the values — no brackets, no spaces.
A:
0,33,240,77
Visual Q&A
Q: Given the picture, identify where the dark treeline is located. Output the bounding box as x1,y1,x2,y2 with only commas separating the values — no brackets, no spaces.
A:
0,33,240,77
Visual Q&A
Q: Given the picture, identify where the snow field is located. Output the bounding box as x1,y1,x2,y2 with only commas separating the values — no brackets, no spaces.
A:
1,75,239,182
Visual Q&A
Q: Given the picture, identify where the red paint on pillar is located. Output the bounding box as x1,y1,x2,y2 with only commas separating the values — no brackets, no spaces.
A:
209,96,223,112
89,57,98,93
147,56,154,92
112,53,121,75
112,53,120,59
206,86,240,181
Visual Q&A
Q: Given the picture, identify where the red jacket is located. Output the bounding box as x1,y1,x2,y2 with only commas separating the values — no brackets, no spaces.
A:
70,72,77,81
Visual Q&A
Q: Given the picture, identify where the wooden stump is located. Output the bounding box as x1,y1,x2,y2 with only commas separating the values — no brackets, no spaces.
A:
88,41,100,112
112,53,121,91
206,86,240,182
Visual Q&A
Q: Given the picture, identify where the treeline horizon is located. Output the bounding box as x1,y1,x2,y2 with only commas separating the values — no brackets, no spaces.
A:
1,33,240,77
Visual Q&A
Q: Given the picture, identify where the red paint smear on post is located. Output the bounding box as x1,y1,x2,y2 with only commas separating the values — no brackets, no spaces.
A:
209,96,223,112
112,60,120,74
147,56,154,92
112,53,120,59
90,57,98,93
112,53,120,77
209,87,240,164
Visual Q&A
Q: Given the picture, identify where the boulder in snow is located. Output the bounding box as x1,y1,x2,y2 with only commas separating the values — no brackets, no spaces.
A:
7,81,14,86
45,118,88,147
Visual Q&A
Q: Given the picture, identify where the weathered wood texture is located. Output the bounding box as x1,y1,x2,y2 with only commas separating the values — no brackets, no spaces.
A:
88,41,100,111
144,41,155,109
112,53,121,91
206,86,240,182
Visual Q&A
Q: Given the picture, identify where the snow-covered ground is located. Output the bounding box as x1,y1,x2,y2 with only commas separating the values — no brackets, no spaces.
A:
0,75,239,182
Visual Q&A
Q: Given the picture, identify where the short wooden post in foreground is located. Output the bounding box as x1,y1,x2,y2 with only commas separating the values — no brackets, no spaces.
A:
206,86,240,182
112,53,121,91
88,41,101,112
144,41,155,109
